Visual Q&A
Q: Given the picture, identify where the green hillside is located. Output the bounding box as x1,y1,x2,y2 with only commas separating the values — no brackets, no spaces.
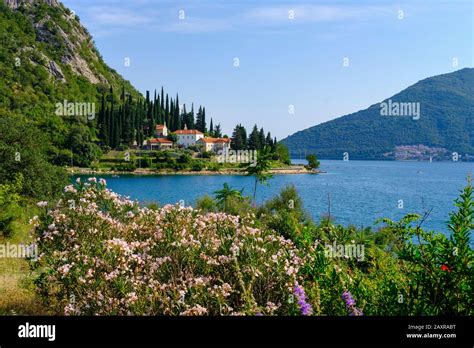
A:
282,68,474,160
0,0,142,164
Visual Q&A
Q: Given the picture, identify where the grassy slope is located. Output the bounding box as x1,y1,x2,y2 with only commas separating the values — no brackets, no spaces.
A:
0,204,44,315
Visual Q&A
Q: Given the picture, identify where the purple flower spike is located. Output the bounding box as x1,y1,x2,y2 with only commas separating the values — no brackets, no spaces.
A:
293,285,313,316
342,291,356,307
342,290,363,316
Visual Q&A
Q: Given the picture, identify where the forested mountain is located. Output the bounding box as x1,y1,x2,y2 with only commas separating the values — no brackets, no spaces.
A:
0,0,217,166
282,68,474,160
0,0,222,199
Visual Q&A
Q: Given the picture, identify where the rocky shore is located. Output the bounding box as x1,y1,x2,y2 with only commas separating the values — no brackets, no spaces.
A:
68,165,320,176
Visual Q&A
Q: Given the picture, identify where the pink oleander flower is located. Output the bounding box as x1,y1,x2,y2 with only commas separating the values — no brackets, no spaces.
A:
33,182,304,316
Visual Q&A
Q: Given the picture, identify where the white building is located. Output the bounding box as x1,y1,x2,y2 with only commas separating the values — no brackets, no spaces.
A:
197,137,231,152
173,126,204,148
155,124,168,137
145,138,173,150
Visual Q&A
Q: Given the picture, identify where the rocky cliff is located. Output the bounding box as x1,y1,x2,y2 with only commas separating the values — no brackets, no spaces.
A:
2,0,137,89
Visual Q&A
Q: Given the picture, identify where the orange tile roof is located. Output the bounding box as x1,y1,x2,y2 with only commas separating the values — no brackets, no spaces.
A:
198,137,231,143
149,138,172,143
173,129,204,135
156,124,166,130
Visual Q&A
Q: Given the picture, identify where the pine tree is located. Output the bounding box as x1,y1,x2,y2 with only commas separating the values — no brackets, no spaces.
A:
231,124,244,150
241,125,248,149
248,125,260,150
209,118,214,136
266,132,273,147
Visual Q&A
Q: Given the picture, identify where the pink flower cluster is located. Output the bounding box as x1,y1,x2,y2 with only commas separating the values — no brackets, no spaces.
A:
33,178,304,316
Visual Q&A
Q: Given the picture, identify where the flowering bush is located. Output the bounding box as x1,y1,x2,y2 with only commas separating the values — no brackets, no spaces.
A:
32,178,304,316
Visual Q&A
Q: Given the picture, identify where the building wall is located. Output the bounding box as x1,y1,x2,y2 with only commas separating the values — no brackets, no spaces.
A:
198,141,231,152
177,134,203,147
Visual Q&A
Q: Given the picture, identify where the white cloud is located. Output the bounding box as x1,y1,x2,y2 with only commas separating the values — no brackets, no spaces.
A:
86,7,152,26
158,17,233,33
65,1,396,36
245,5,394,24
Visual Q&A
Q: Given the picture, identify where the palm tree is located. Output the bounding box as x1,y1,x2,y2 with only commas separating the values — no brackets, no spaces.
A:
213,183,244,211
245,146,273,205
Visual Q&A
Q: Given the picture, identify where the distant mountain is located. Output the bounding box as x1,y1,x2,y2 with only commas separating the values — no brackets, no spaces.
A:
282,68,474,160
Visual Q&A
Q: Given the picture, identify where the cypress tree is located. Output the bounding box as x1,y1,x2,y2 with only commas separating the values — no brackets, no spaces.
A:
215,123,222,138
202,107,207,133
196,106,203,132
189,103,195,129
259,128,266,150
165,94,170,126
181,104,187,130
98,93,106,143
160,87,165,111
175,94,181,130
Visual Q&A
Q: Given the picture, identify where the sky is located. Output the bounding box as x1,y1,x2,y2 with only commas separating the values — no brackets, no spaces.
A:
61,0,473,140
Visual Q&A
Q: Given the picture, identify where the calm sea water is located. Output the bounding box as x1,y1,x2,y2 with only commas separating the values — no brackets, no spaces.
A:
75,160,473,234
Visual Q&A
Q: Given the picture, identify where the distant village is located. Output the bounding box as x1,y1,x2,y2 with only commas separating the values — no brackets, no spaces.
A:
384,144,474,162
140,123,231,153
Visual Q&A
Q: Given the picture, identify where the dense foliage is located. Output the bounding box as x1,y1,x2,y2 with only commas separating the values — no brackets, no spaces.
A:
0,1,141,167
0,1,217,165
282,68,474,160
231,124,289,165
32,179,473,316
32,178,304,315
97,87,215,150
0,113,68,200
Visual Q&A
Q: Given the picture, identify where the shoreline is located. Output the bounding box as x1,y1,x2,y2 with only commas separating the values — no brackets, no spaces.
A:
68,166,320,176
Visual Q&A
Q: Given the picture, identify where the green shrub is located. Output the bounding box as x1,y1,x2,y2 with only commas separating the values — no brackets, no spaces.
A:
33,179,304,315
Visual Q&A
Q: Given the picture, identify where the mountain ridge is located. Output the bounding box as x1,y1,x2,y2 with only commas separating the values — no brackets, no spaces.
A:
282,68,474,160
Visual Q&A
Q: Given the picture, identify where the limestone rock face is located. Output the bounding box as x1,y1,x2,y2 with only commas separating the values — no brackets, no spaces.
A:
5,0,59,10
4,0,107,85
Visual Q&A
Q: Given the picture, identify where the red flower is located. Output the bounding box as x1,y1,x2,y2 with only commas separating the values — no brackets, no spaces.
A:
441,264,451,272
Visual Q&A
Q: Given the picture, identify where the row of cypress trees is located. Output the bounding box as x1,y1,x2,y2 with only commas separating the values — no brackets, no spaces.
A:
96,86,213,149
